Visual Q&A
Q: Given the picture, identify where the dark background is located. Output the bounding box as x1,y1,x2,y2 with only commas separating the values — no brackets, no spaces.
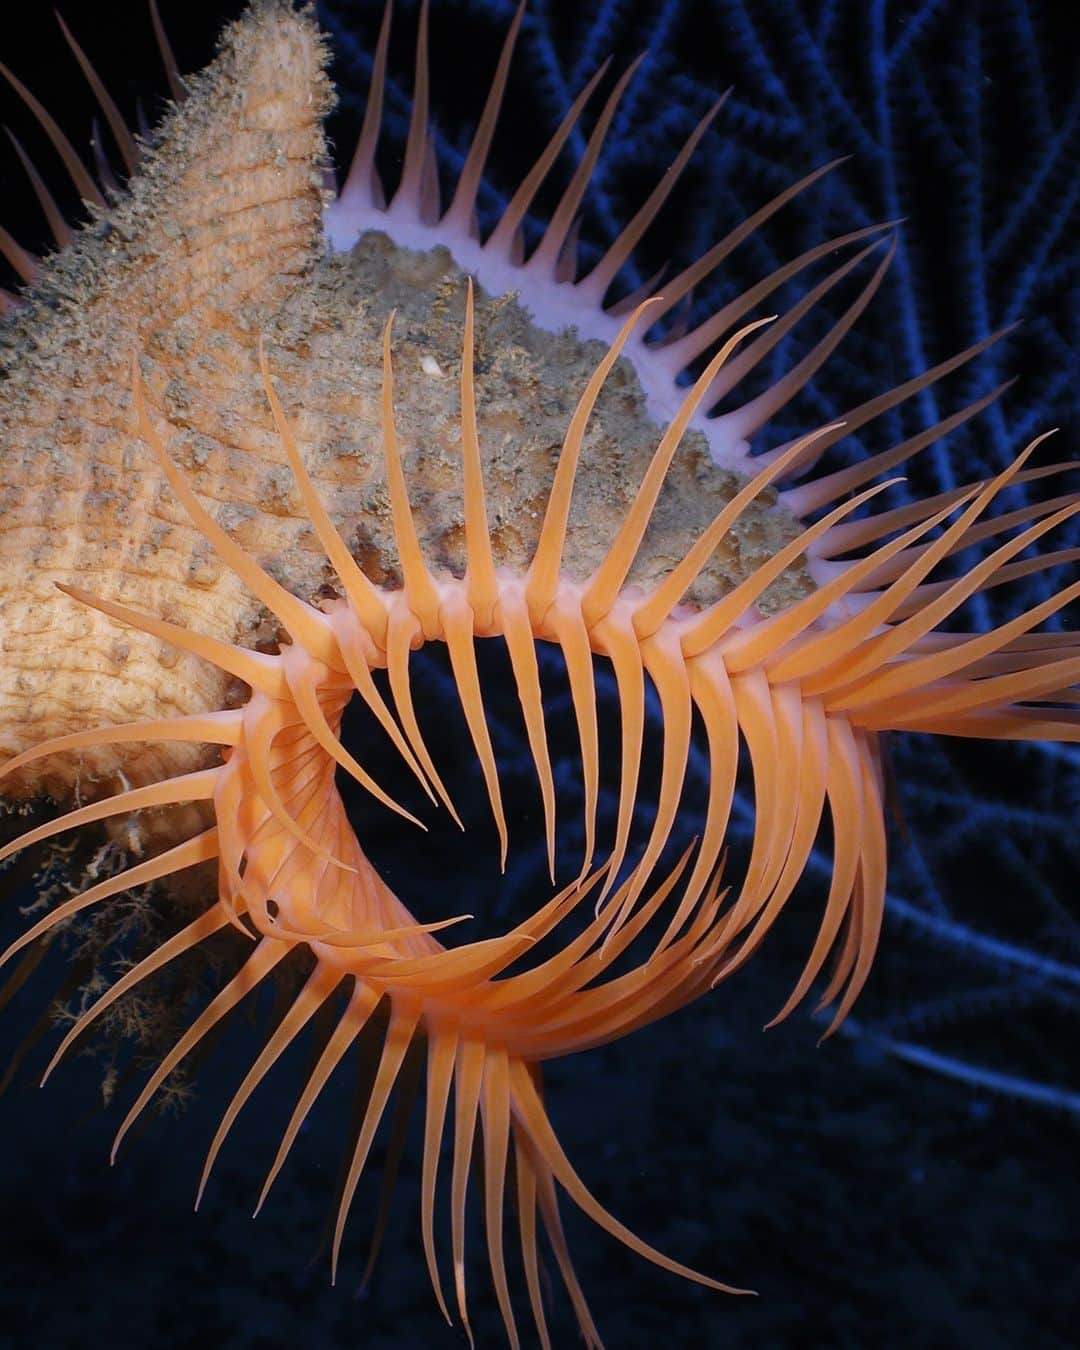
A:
0,1,1077,1347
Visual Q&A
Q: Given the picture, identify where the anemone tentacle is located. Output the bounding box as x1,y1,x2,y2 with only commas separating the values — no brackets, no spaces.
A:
0,0,180,282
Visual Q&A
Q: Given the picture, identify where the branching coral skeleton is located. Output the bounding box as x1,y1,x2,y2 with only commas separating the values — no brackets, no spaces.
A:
0,3,1077,1346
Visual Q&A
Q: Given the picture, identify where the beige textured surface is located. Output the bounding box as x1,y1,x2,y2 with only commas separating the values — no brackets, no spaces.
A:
0,3,330,797
0,1,808,804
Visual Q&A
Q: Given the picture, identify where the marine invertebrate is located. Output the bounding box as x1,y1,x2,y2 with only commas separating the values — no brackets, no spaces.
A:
0,1,1076,1345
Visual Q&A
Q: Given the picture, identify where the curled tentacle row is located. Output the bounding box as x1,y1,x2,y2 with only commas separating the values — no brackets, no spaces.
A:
0,272,1076,1343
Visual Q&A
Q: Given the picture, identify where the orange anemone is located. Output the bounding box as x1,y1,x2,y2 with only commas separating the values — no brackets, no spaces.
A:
0,4,1077,1347
0,279,1076,1344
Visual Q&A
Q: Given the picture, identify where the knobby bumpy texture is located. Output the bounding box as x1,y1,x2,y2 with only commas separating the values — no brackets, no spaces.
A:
0,2,1077,1346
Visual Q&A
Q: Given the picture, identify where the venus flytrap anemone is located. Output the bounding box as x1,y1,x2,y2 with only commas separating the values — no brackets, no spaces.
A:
0,2,1077,1345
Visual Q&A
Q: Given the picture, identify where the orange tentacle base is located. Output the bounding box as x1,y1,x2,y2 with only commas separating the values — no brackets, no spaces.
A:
0,284,1075,1346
